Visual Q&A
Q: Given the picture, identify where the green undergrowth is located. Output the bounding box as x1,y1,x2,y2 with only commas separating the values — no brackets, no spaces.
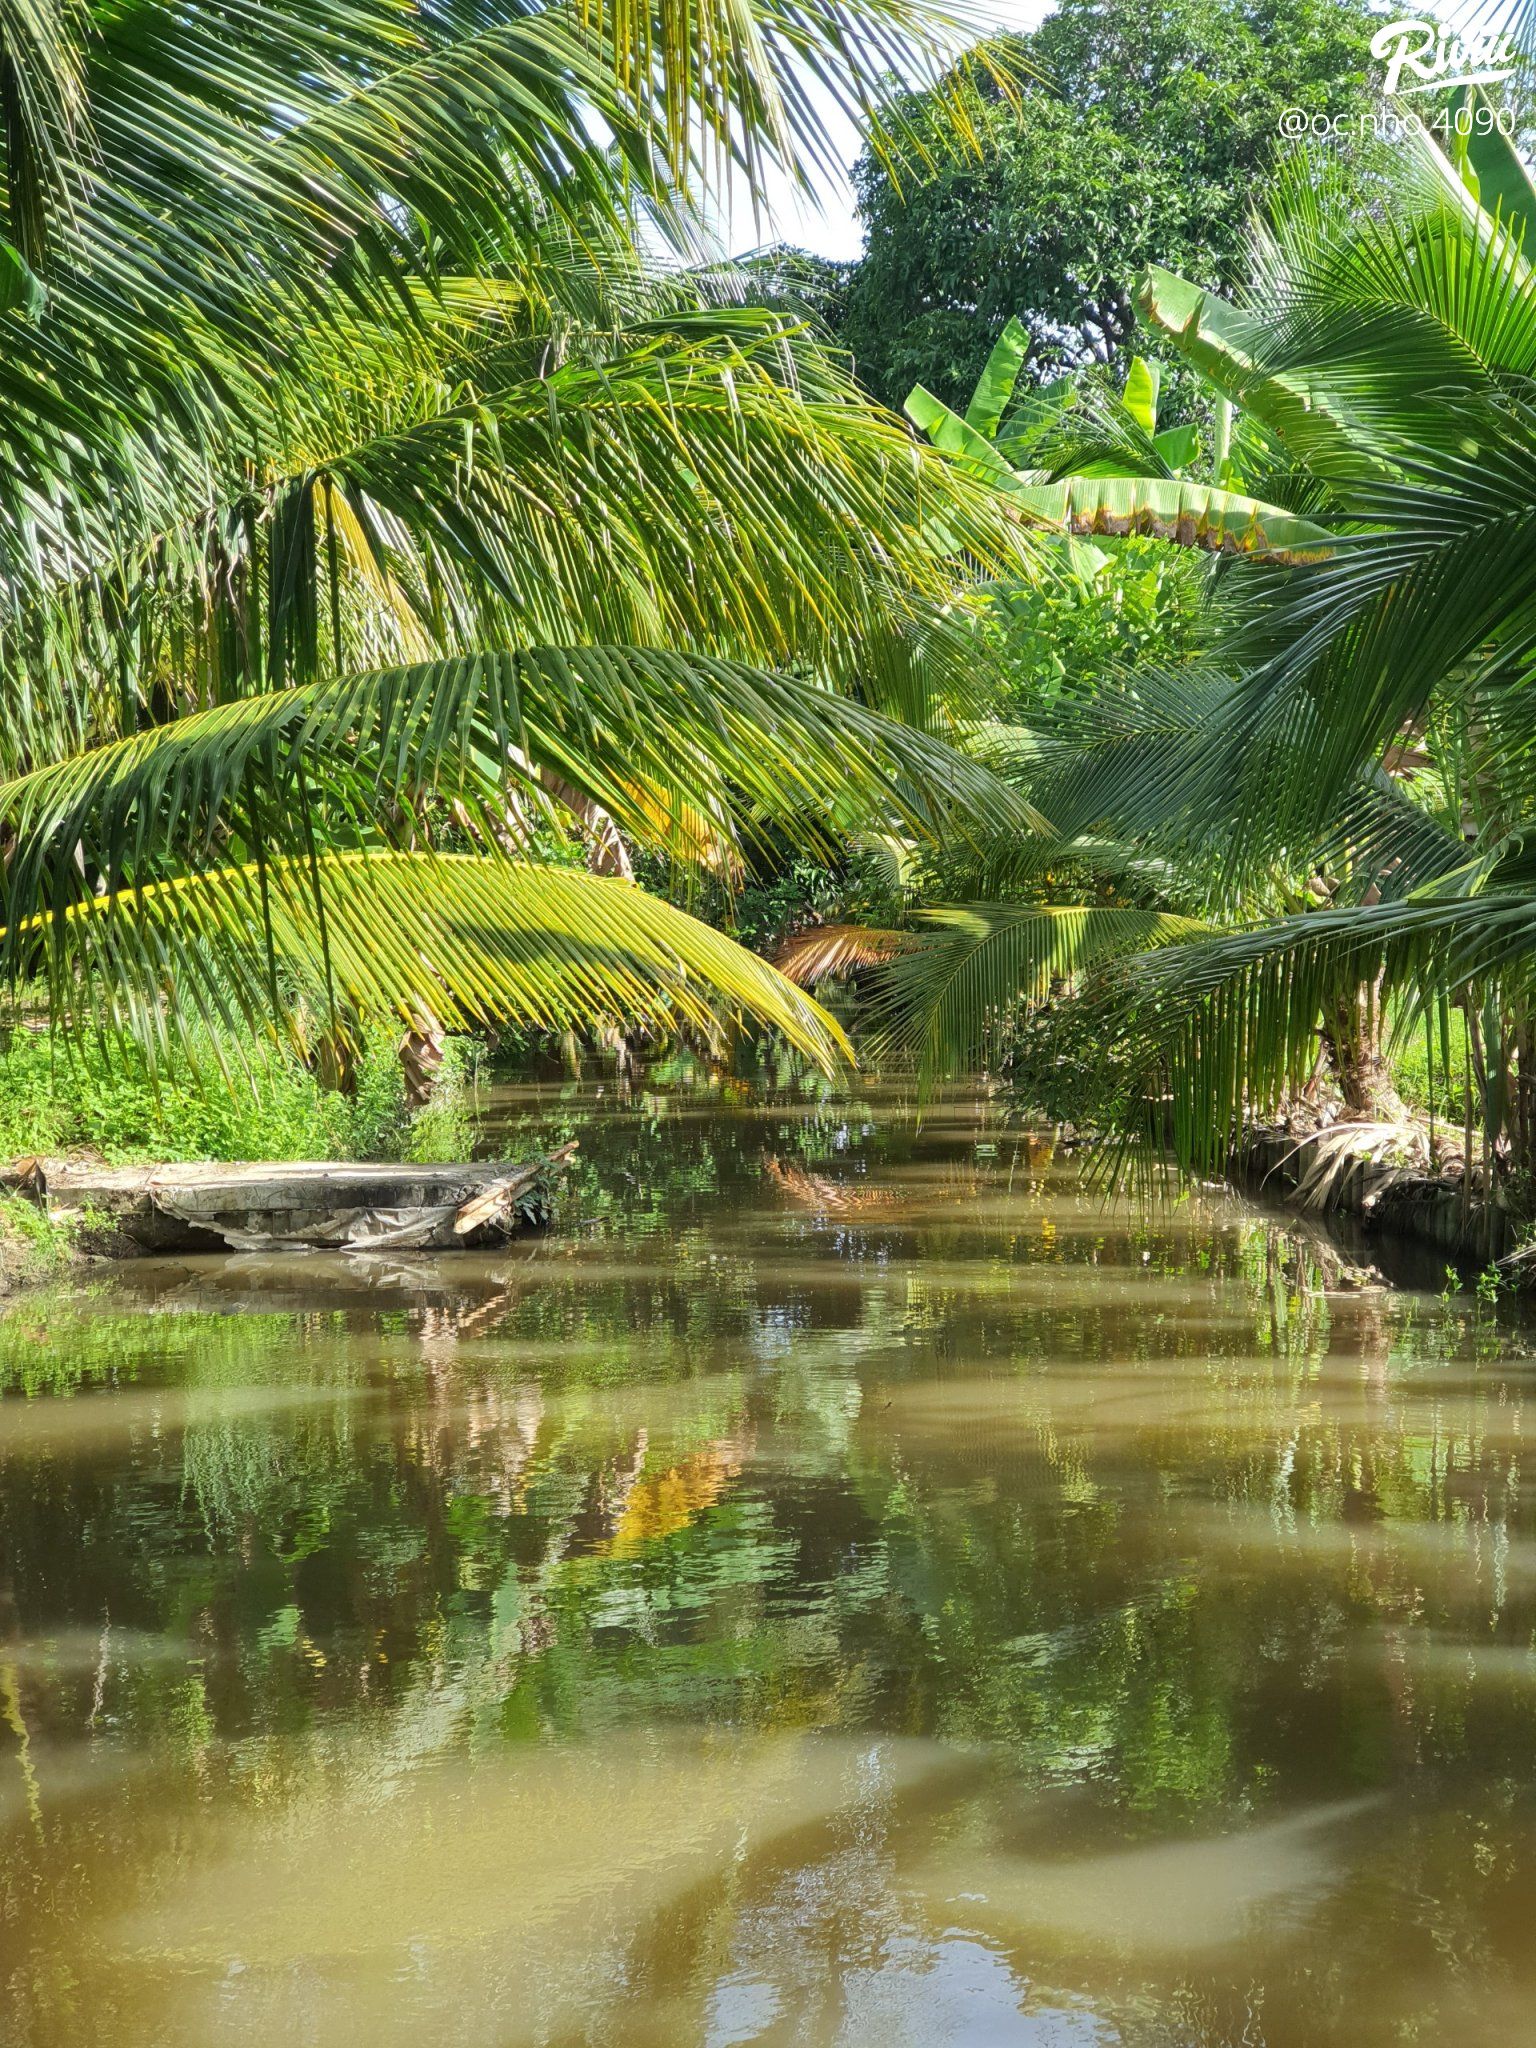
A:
0,1190,84,1292
0,1025,483,1167
1387,1003,1473,1126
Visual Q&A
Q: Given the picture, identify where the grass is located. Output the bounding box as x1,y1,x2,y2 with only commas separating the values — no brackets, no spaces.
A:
1387,1003,1473,1126
0,1024,483,1167
0,1190,87,1293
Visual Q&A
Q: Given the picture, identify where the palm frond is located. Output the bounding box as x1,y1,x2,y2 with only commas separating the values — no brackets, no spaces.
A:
0,0,89,267
3,316,1036,756
871,902,1207,1089
774,923,913,985
28,850,853,1072
0,643,1043,950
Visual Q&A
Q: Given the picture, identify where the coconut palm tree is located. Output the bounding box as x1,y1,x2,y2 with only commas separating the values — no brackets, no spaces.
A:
855,104,1536,1233
1089,113,1536,1211
0,0,1033,1078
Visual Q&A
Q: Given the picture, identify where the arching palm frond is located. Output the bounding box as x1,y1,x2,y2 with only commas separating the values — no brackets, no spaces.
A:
870,903,1207,1090
5,310,1035,772
0,644,1044,949
1211,405,1536,856
30,851,853,1073
1019,659,1479,913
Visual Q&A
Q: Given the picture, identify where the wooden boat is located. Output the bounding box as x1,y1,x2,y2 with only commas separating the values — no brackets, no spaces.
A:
2,1143,578,1254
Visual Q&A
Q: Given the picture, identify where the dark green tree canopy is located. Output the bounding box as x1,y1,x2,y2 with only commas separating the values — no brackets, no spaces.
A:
839,0,1378,409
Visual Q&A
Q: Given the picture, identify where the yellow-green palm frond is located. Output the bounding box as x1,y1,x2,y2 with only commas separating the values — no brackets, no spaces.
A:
5,317,1033,760
31,851,853,1073
0,644,1043,940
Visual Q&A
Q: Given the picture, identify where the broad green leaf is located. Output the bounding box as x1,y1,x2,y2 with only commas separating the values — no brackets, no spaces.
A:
1010,475,1335,562
1138,266,1329,447
964,316,1030,438
1445,85,1536,251
904,384,1017,481
1151,422,1199,471
1122,356,1161,434
1211,394,1233,482
1064,536,1111,579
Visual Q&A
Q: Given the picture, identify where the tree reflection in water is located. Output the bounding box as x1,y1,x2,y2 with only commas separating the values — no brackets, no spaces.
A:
1,1079,1534,2046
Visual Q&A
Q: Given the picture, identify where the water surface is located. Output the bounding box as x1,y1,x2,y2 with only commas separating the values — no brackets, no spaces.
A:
4,1082,1536,2046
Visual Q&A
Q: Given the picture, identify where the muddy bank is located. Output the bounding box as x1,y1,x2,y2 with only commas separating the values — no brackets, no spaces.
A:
1233,1124,1509,1282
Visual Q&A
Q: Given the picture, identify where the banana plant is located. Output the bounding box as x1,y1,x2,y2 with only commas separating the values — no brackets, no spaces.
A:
903,322,1336,565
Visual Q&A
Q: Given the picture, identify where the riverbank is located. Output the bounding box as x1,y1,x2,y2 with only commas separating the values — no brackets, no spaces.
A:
0,1190,91,1296
1232,1116,1517,1281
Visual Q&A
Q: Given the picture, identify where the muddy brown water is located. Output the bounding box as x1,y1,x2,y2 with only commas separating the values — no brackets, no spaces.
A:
3,1080,1536,2046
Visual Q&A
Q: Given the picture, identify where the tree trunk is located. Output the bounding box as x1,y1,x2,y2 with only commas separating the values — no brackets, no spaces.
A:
1321,978,1407,1122
399,1025,445,1109
537,771,634,878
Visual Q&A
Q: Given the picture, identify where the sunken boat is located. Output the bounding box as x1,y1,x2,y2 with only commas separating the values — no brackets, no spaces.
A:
2,1144,578,1254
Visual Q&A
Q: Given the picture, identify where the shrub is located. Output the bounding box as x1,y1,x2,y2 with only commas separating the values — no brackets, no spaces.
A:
0,1024,482,1165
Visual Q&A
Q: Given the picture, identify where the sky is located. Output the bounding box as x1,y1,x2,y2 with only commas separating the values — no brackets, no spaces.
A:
721,0,1056,261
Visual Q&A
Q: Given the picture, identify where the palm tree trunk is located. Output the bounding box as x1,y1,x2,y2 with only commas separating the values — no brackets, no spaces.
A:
1321,978,1406,1122
399,1025,445,1109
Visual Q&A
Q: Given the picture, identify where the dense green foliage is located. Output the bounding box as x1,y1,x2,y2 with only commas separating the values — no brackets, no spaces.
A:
839,0,1378,409
6,0,1529,1243
0,1027,481,1165
839,103,1536,1256
987,540,1206,719
0,0,1035,1098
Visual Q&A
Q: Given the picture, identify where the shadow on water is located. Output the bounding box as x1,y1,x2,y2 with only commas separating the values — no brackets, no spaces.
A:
4,1074,1536,2045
